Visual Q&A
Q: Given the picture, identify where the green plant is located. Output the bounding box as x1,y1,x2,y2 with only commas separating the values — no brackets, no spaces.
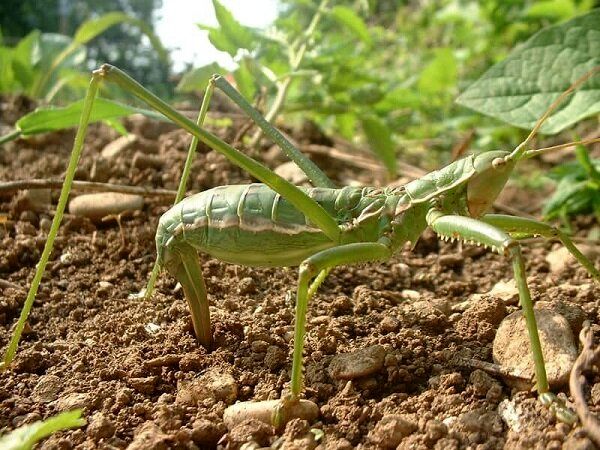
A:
0,410,85,450
543,145,600,225
0,12,166,102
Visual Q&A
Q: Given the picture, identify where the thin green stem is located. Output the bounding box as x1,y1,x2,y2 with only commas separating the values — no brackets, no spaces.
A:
249,0,330,147
2,73,101,369
0,129,22,146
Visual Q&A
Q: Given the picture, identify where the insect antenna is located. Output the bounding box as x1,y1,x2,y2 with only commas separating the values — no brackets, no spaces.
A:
510,66,600,161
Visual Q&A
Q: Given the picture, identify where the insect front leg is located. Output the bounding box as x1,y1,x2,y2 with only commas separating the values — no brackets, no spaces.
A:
482,214,600,281
427,210,577,422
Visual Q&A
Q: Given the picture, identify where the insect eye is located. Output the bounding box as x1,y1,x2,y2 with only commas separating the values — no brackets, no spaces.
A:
492,157,506,168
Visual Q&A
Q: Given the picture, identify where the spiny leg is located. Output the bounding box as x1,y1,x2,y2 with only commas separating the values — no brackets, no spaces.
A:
427,210,576,422
483,214,600,282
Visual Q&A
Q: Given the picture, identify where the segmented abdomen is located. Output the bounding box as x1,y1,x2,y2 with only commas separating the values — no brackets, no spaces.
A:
157,184,366,267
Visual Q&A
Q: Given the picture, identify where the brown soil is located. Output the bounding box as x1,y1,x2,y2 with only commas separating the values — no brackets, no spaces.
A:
1,95,599,449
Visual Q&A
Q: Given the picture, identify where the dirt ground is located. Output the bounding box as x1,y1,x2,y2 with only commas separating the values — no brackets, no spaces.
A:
1,94,599,449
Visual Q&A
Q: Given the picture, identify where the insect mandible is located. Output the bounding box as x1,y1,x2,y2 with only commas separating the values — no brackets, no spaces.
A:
2,64,600,428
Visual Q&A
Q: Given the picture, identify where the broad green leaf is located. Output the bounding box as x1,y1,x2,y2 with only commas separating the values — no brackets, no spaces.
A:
330,6,372,45
11,31,40,90
212,0,254,50
198,25,239,57
361,116,397,175
457,9,600,134
177,63,225,93
0,410,85,450
526,0,576,20
418,48,457,95
16,98,165,135
234,59,257,101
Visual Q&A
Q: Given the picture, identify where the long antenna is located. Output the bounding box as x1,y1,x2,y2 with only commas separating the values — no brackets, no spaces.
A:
509,66,600,160
524,137,600,159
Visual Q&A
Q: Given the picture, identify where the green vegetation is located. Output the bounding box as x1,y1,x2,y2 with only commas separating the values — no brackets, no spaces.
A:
0,410,85,450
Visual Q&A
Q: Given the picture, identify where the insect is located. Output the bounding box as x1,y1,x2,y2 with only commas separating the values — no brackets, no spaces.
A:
2,63,600,427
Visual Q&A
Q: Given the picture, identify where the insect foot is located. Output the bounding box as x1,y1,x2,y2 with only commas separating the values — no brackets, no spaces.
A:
223,398,319,430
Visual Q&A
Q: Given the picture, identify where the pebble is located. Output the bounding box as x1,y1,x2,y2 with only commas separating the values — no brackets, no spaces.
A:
101,134,138,160
126,421,171,450
228,418,274,448
52,392,91,411
132,151,162,170
191,419,226,447
274,161,309,184
223,399,319,430
87,412,116,440
493,309,577,389
367,414,417,449
69,192,144,221
328,345,386,380
176,370,238,405
546,244,598,275
32,374,62,402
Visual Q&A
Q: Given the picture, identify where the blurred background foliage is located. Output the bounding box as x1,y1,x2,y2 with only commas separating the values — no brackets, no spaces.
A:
0,0,597,202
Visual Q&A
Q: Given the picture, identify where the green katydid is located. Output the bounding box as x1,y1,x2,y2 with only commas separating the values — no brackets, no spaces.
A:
2,63,600,427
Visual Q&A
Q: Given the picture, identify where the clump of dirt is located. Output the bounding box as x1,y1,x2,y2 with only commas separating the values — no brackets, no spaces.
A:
1,98,599,449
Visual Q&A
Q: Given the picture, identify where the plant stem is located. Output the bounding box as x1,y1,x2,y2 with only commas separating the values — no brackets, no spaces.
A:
249,0,330,147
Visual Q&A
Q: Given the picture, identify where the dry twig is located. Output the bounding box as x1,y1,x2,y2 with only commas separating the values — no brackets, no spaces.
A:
570,321,600,445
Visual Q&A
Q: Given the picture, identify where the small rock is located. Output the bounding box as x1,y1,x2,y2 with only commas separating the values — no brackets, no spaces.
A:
69,193,144,222
367,414,417,449
228,418,274,449
380,316,400,333
101,134,138,160
32,374,62,403
127,422,171,450
493,309,577,389
88,412,115,440
223,399,319,430
546,245,598,275
132,151,162,170
191,419,226,447
536,300,586,336
264,345,286,370
129,376,158,394
274,161,308,184
276,419,317,450
328,345,386,380
401,289,420,301
469,369,501,398
438,254,463,269
53,392,91,411
176,370,238,405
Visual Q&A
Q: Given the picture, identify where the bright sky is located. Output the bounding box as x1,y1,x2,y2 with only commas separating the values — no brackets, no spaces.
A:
156,0,280,71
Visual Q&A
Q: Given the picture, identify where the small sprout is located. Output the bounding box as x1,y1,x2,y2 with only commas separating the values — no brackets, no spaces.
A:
0,410,86,450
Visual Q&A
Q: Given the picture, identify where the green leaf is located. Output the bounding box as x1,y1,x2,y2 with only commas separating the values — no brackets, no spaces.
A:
212,0,254,50
198,25,239,57
526,0,576,20
361,116,397,176
543,178,589,218
330,6,372,45
418,48,457,95
177,63,225,93
456,9,600,134
15,98,165,136
73,12,167,61
234,59,257,101
0,410,85,450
